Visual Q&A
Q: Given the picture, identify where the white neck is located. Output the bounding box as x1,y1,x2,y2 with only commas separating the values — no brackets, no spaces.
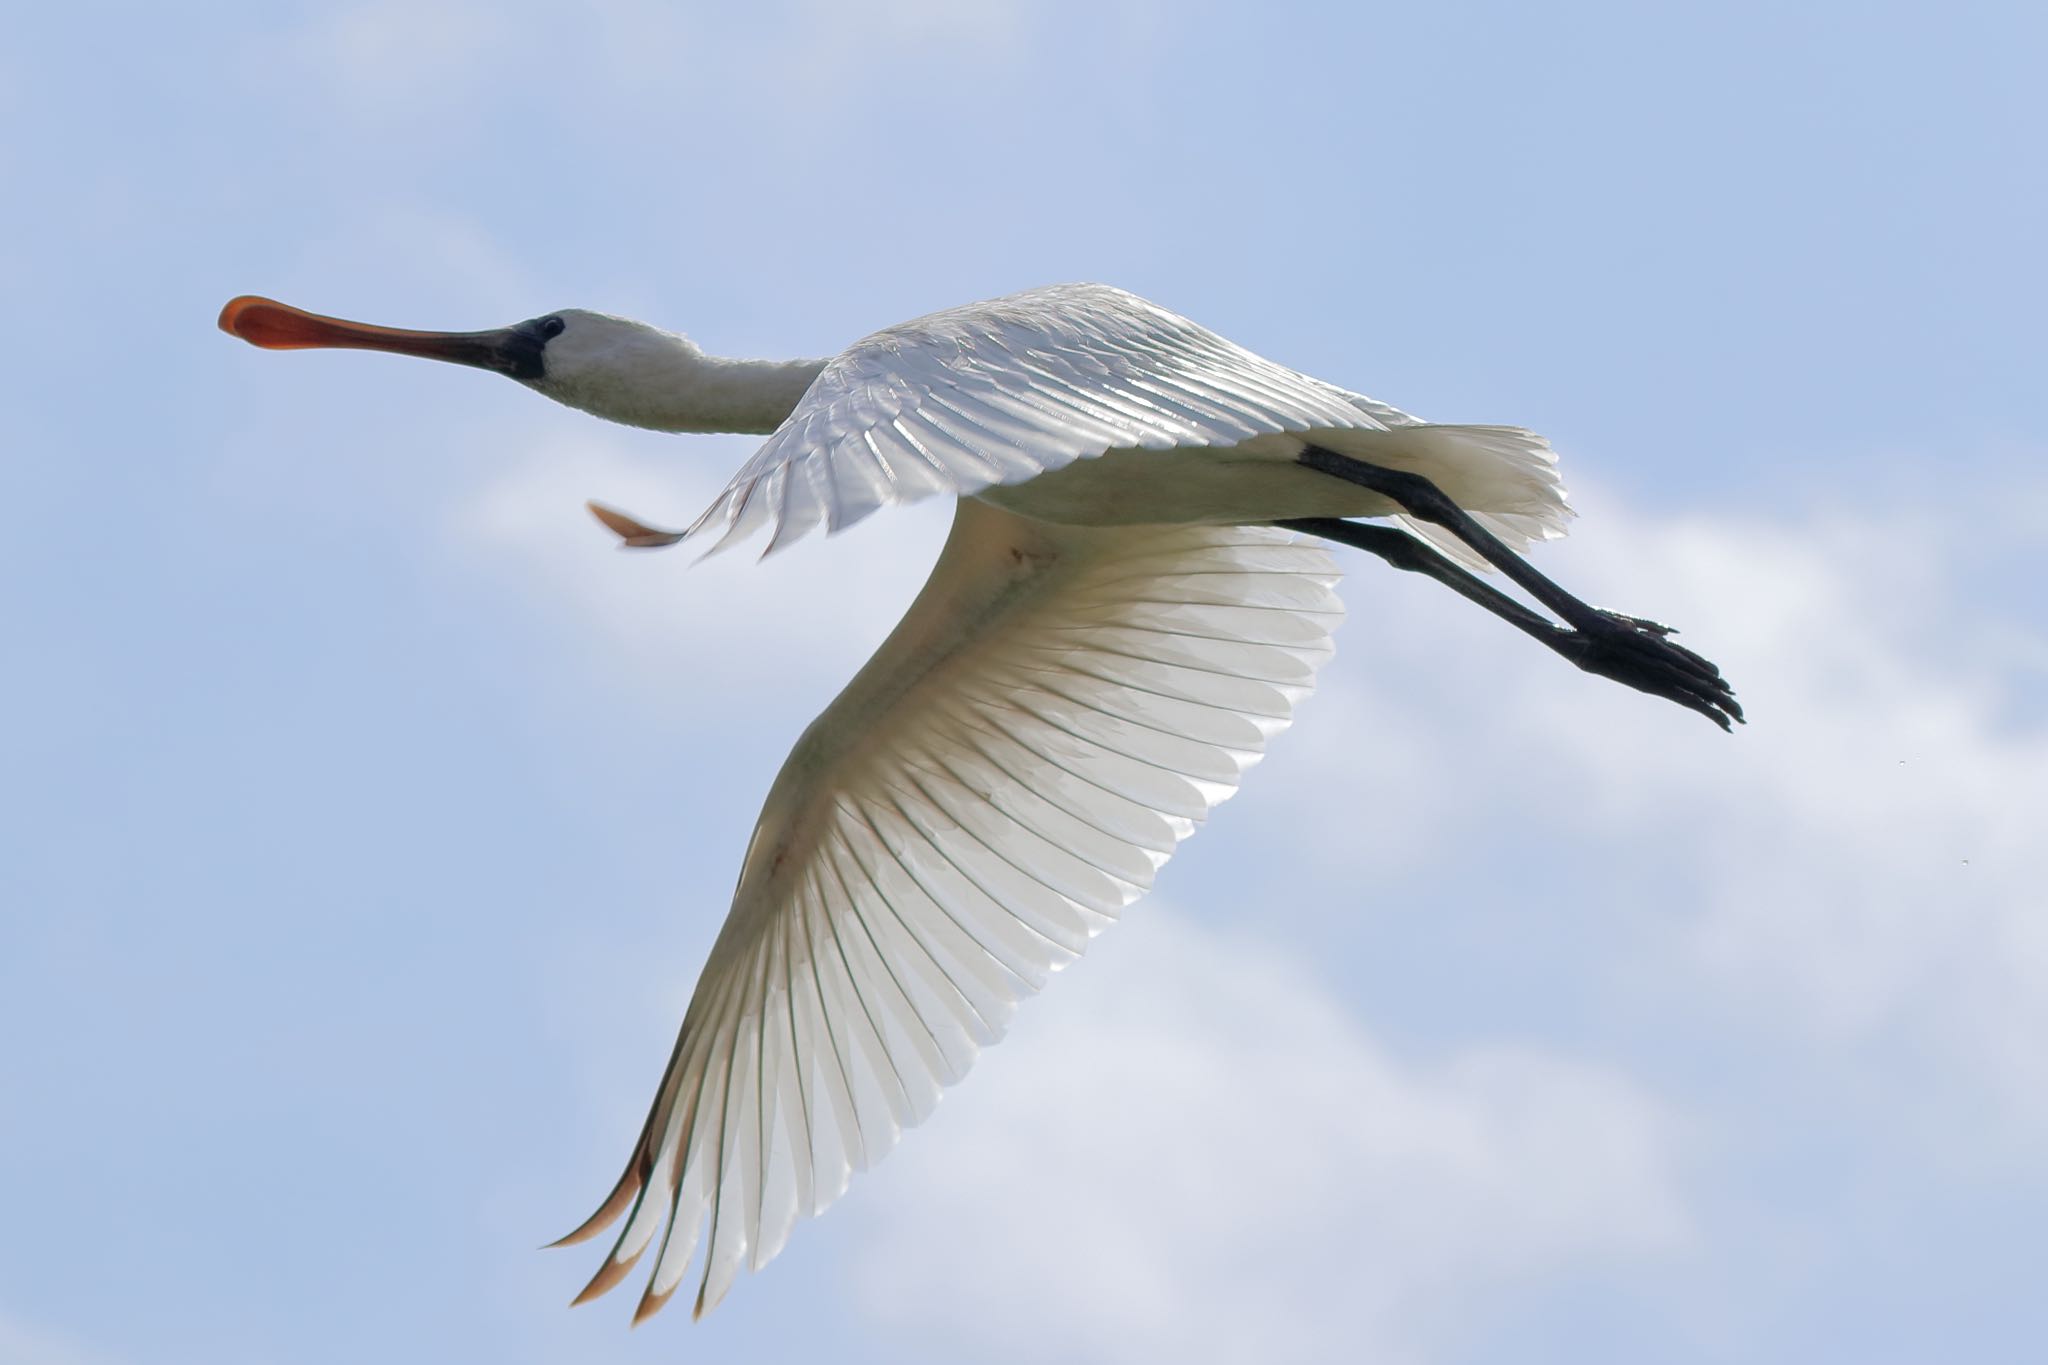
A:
639,352,829,435
534,317,828,435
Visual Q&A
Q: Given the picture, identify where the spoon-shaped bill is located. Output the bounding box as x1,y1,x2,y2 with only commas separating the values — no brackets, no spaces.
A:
217,295,544,377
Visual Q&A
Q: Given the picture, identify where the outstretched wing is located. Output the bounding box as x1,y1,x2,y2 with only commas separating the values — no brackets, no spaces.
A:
557,501,1344,1320
680,283,1398,557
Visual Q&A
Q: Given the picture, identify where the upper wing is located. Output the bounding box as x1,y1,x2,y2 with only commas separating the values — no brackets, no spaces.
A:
557,501,1344,1320
679,283,1397,557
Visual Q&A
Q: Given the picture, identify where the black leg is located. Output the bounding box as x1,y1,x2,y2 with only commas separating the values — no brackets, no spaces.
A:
1299,445,1617,628
1279,515,1745,732
1280,518,1560,642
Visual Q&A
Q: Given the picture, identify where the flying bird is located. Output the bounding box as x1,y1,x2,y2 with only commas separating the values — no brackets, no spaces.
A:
218,284,1741,1322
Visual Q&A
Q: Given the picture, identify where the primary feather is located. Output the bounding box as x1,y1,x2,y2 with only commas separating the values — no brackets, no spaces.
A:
557,501,1344,1318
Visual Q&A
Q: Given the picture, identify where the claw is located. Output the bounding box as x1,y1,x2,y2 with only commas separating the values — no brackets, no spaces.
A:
1595,610,1677,638
1556,617,1743,731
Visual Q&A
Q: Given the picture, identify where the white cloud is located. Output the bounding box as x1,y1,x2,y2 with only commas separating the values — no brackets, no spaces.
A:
844,912,1686,1365
1284,476,2048,1137
1566,504,2046,1109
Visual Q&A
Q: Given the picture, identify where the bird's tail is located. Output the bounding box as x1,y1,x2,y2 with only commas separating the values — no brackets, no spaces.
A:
1312,423,1575,571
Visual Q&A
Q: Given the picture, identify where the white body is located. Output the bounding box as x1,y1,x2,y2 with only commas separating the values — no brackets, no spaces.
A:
555,285,1567,562
223,282,1577,1323
531,285,1574,1321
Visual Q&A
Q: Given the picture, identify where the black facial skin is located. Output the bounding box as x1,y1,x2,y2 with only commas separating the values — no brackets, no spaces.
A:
499,314,566,381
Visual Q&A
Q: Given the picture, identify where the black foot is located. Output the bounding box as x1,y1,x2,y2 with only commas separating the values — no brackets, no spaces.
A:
1553,611,1744,731
1277,516,1746,732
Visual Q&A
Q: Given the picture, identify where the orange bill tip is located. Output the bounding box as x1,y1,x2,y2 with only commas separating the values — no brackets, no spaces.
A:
217,295,313,348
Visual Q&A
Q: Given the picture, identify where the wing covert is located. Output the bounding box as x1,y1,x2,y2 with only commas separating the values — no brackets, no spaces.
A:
682,284,1391,557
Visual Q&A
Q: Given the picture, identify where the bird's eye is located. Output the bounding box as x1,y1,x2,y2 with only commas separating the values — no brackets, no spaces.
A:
539,315,566,340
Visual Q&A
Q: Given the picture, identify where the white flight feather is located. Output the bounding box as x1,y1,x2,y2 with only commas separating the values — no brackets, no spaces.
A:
571,501,1344,1319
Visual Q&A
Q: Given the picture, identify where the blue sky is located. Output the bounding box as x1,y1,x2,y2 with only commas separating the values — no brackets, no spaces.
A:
4,2,2045,1362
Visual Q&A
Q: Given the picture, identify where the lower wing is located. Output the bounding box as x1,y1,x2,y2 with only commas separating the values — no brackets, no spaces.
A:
559,500,1346,1320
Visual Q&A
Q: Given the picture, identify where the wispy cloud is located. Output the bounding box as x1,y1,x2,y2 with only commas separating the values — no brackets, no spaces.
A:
1285,472,2048,1138
843,911,1685,1365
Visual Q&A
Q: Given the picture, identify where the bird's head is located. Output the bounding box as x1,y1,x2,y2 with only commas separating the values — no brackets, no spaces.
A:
216,295,701,428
